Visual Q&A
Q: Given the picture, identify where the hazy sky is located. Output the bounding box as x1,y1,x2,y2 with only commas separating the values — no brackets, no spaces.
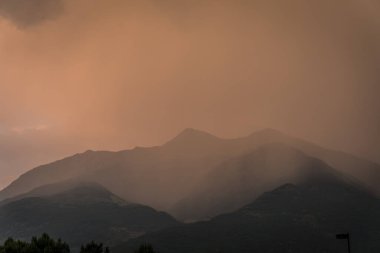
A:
0,0,379,189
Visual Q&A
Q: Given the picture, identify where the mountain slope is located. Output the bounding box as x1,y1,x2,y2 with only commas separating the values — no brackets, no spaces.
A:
0,183,179,250
0,129,233,210
171,143,362,221
0,150,120,202
116,179,380,253
1,128,379,219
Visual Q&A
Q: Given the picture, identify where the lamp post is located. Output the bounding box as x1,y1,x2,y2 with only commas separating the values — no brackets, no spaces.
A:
336,233,351,253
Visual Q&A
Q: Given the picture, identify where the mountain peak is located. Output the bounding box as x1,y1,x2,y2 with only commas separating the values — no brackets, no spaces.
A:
164,128,222,147
272,183,298,192
49,182,130,205
178,128,216,138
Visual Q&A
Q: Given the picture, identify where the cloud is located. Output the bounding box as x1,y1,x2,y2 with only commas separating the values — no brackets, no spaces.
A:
0,0,379,189
0,0,64,28
10,124,50,134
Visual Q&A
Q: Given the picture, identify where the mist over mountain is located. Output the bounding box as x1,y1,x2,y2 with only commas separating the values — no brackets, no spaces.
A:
117,177,380,253
171,143,359,221
0,129,379,222
0,0,379,252
0,128,379,252
0,183,178,250
0,0,379,189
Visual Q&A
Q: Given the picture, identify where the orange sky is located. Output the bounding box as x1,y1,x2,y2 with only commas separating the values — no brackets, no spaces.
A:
0,0,379,189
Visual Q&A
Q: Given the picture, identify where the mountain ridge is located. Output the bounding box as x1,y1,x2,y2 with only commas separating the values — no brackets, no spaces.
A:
1,128,379,221
170,142,368,221
0,182,179,250
115,177,380,253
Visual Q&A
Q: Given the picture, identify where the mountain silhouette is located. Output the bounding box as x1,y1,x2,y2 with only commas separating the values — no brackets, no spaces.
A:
164,128,223,148
0,128,379,221
0,183,179,250
116,177,380,253
171,143,365,221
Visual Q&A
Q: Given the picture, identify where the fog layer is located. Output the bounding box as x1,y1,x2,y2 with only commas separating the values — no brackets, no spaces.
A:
0,0,379,189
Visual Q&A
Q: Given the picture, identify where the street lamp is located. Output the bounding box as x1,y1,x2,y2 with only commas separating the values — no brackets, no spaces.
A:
336,233,351,253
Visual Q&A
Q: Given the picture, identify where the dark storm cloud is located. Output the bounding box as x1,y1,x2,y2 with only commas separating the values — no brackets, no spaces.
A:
0,0,379,189
0,0,64,28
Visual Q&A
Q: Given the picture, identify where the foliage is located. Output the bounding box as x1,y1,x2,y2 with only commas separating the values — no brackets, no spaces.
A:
134,244,157,253
0,234,110,253
0,233,70,253
80,241,109,253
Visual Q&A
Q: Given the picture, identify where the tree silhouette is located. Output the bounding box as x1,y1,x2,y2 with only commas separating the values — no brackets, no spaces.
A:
0,233,70,253
80,241,109,253
134,243,157,253
0,234,113,253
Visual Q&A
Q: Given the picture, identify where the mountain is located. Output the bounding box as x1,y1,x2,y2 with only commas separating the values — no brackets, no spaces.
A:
0,180,115,206
115,177,380,253
0,129,232,211
0,150,120,202
0,128,379,221
171,143,364,221
0,183,179,250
